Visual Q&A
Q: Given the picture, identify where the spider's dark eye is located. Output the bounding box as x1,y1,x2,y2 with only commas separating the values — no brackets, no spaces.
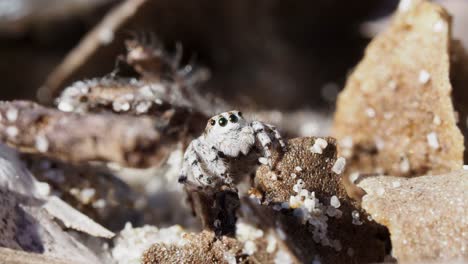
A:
210,119,216,126
238,112,243,117
229,114,238,123
218,117,227,127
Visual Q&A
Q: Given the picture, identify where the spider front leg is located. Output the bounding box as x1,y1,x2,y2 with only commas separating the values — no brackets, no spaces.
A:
251,121,274,167
265,124,287,151
179,141,211,189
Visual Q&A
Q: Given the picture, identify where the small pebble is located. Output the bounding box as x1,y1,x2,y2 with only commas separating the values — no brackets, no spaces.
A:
80,188,96,204
92,199,107,209
418,70,431,84
427,132,440,149
271,173,278,181
365,107,376,118
433,20,446,33
330,195,341,208
392,181,401,188
349,172,360,183
135,101,152,114
58,101,74,112
243,240,257,255
400,156,410,173
35,135,49,153
352,210,363,225
433,115,441,125
266,234,277,253
6,126,18,138
310,138,328,154
332,157,346,174
6,108,18,121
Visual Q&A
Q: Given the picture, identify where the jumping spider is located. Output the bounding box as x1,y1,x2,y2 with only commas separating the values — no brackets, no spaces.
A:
179,110,286,190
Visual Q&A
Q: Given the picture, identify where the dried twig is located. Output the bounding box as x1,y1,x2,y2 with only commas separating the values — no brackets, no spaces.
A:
0,101,182,168
55,77,208,121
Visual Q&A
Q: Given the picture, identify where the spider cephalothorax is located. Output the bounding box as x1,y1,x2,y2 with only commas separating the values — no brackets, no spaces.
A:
179,110,286,190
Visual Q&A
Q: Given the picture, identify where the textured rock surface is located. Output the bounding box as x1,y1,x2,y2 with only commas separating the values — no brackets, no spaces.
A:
256,137,346,202
333,0,464,177
358,170,467,263
254,137,389,263
141,228,283,264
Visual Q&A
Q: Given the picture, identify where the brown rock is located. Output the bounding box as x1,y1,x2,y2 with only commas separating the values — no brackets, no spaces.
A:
357,170,468,262
142,230,240,264
142,229,279,264
256,137,346,202
253,137,389,263
332,0,464,177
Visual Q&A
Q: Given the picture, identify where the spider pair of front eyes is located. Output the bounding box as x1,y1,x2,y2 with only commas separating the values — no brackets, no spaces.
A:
210,113,241,127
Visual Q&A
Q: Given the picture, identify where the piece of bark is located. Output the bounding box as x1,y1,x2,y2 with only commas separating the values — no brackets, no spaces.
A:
252,137,388,264
357,170,468,263
332,0,464,177
0,100,176,168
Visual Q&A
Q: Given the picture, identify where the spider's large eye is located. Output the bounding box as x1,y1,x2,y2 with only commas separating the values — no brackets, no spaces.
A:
210,119,216,126
229,114,238,123
218,117,227,127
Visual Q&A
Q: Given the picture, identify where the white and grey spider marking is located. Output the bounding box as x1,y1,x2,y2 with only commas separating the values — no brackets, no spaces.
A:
178,110,287,190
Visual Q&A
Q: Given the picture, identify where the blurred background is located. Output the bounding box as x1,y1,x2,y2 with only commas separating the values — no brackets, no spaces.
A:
0,0,466,111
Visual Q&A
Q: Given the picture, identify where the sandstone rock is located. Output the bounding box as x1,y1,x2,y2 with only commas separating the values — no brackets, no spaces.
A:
358,170,467,262
333,0,464,177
